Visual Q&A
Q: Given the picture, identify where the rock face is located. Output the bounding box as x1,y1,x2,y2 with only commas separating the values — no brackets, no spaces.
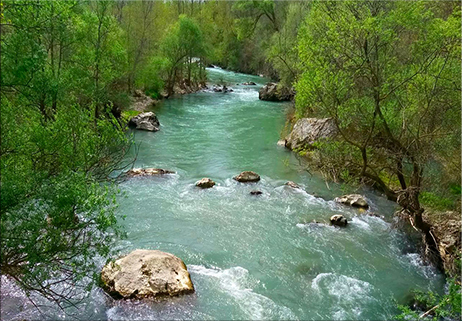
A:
101,249,194,299
335,194,369,209
330,214,348,227
422,211,461,277
258,83,294,102
233,171,260,183
128,112,160,132
250,190,263,195
126,168,175,177
285,181,300,189
195,178,215,189
285,118,337,150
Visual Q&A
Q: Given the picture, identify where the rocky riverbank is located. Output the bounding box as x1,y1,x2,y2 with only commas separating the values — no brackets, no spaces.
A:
281,116,461,278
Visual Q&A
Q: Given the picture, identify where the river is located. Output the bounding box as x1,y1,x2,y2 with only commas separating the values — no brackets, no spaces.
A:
1,67,445,320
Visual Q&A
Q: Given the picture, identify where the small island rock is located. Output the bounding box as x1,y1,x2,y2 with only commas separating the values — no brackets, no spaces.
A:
233,171,261,182
335,194,369,209
330,214,348,227
101,249,194,299
126,168,175,177
196,178,216,188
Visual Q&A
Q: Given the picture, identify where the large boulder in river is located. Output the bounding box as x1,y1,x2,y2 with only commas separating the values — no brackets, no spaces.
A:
126,168,175,177
335,194,369,209
285,118,337,150
258,83,294,102
101,249,194,299
233,171,260,183
128,112,160,132
196,178,215,188
330,214,348,227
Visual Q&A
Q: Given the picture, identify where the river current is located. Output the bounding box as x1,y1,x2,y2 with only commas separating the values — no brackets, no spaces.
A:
1,67,445,320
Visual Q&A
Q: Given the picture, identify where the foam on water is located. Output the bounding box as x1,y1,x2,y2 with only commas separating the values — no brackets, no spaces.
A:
189,265,297,320
403,253,439,279
311,273,380,320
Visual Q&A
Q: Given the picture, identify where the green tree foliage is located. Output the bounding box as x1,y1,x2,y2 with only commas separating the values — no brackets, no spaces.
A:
161,15,206,95
295,1,461,215
395,278,461,321
1,0,132,307
266,2,310,86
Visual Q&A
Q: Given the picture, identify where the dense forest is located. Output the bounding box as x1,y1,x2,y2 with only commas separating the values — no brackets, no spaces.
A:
1,0,460,320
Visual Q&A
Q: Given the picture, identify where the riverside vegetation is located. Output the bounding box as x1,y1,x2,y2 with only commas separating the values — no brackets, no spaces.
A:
0,1,460,320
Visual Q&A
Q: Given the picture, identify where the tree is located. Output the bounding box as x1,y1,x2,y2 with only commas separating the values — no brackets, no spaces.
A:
295,1,460,248
266,2,310,86
1,1,132,310
161,15,206,95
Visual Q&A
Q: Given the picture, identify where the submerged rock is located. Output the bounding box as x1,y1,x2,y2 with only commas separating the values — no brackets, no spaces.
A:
212,85,233,93
126,168,175,177
285,118,337,150
233,171,261,183
258,82,294,102
128,112,160,132
101,249,194,299
250,190,263,195
330,214,348,227
366,212,384,219
285,181,300,189
335,194,369,209
195,178,216,189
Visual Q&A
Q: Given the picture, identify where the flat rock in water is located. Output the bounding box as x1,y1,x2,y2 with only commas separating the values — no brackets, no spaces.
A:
330,214,348,227
196,178,216,188
233,171,260,182
101,249,194,299
335,194,369,209
126,168,175,177
128,112,160,132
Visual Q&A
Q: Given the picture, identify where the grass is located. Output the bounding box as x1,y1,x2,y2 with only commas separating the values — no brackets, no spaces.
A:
121,110,141,122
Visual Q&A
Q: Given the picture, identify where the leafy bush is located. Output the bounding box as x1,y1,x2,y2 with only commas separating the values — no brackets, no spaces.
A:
395,278,461,321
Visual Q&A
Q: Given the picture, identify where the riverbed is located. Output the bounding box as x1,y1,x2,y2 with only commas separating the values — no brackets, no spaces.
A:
1,67,445,320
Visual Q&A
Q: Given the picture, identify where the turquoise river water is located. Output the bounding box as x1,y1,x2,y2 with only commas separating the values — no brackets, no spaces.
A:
1,67,445,320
